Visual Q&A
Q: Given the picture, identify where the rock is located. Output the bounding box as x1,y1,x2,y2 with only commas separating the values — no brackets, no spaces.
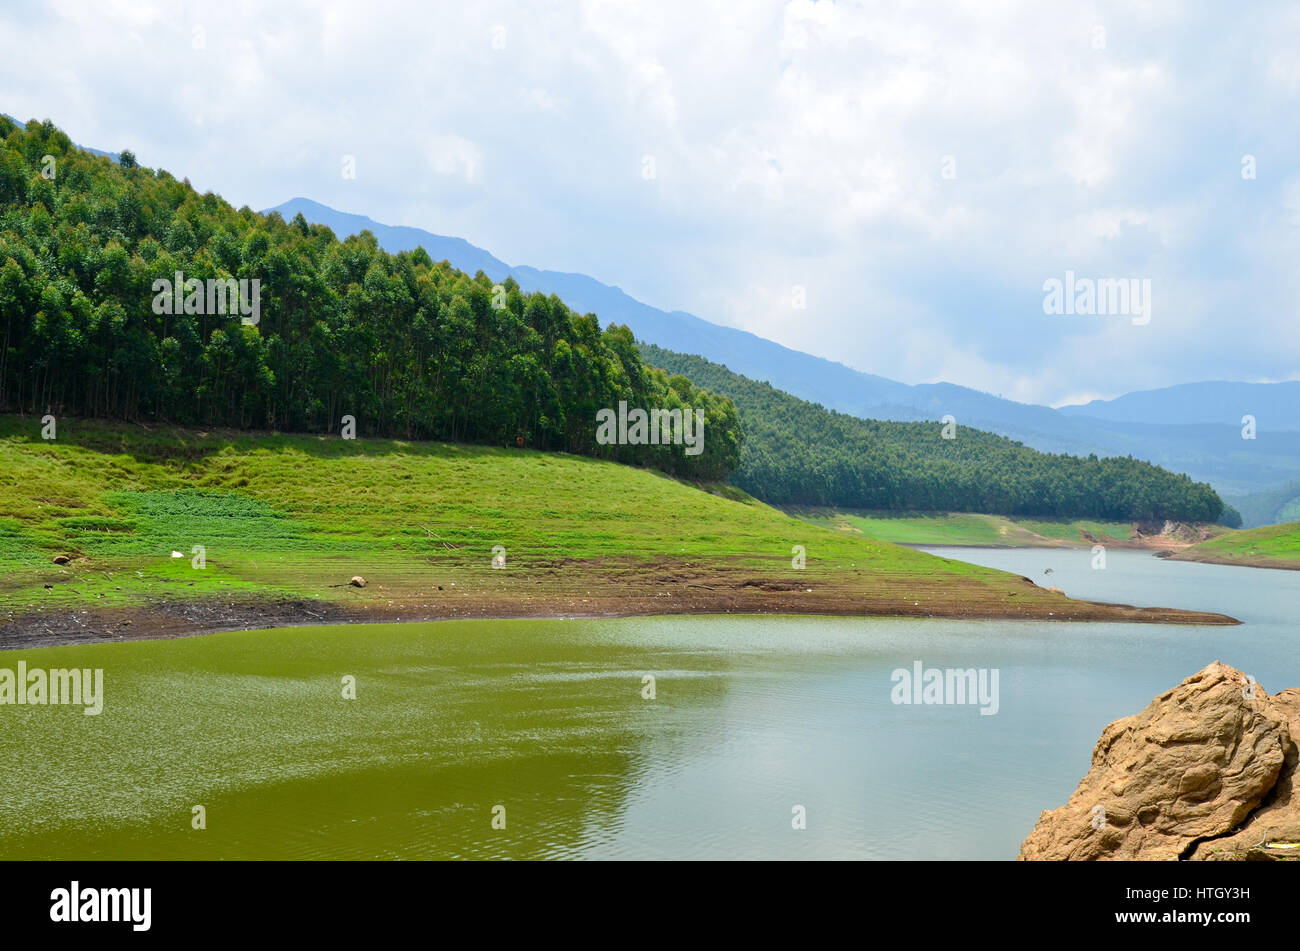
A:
1190,687,1300,860
348,576,366,588
1019,662,1295,860
1046,586,1064,594
52,554,70,565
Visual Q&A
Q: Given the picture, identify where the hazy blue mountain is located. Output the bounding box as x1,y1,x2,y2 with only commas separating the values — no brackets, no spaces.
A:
268,199,1084,427
1061,381,1300,431
266,197,1300,504
268,200,974,414
270,198,511,280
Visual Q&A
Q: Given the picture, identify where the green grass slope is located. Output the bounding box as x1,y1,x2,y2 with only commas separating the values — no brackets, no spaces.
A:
1173,522,1300,570
0,414,1233,636
788,509,1139,547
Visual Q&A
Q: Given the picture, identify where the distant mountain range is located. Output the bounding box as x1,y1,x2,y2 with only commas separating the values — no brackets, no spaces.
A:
266,197,1299,519
1060,381,1300,430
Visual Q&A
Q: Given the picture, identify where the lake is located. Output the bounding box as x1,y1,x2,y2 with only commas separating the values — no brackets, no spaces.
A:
1,547,1296,859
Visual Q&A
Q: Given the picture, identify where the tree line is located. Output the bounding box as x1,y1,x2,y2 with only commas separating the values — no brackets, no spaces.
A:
0,117,740,480
641,345,1230,523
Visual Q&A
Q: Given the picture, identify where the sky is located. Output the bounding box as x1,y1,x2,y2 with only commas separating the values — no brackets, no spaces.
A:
2,0,1298,406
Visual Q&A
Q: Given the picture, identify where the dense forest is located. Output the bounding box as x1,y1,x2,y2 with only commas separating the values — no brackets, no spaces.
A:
641,345,1231,523
0,117,740,480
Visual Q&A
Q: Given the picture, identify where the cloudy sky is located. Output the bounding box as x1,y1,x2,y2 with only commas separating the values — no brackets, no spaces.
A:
3,0,1298,406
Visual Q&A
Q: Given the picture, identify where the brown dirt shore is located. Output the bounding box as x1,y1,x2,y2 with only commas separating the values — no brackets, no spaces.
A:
0,583,1240,651
1167,550,1300,571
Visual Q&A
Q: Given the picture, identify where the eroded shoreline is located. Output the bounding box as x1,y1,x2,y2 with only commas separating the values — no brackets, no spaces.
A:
0,588,1240,651
1169,550,1300,572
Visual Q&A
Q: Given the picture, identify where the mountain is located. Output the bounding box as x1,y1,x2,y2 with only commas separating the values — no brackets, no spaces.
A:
1061,381,1300,431
0,117,741,481
266,198,1300,503
265,200,965,417
268,198,512,280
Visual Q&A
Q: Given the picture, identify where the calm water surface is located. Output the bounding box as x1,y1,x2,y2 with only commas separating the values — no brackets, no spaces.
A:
2,548,1296,859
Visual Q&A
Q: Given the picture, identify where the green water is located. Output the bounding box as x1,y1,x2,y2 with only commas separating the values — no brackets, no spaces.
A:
2,548,1297,859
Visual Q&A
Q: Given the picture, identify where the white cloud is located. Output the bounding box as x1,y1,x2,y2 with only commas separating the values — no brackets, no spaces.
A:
1,0,1297,403
426,133,483,184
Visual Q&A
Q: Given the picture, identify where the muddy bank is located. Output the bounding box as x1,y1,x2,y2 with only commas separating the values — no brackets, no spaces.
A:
0,585,1239,650
1167,549,1300,572
903,520,1224,552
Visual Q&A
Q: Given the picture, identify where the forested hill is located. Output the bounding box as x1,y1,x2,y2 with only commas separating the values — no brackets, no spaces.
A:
641,344,1231,523
0,117,739,480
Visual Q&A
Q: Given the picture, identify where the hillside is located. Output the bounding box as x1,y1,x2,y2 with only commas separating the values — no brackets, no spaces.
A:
1171,521,1300,571
0,115,1239,527
266,199,925,416
1223,480,1300,528
791,510,1130,547
274,197,1300,497
639,344,1229,523
0,415,1237,645
789,509,1233,549
0,117,740,480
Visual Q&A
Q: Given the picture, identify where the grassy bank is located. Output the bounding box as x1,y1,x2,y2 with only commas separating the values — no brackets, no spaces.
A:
0,415,1235,644
786,508,1151,548
1171,522,1300,570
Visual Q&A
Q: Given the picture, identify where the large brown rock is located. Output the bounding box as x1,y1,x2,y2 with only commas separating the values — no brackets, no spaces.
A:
1019,662,1296,860
1189,687,1300,860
